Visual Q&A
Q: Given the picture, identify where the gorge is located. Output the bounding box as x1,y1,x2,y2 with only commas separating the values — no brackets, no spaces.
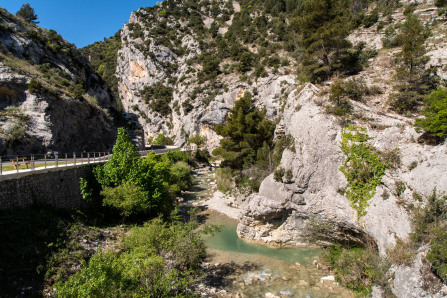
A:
1,0,447,296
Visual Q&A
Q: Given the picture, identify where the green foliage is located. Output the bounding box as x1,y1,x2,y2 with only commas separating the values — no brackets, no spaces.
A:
323,245,390,295
55,210,213,297
215,167,235,193
411,190,447,244
16,3,39,24
92,128,181,217
274,167,285,182
80,31,122,102
389,13,433,114
298,0,354,82
187,134,207,148
141,83,174,116
101,183,149,217
28,78,45,94
213,92,275,170
427,228,447,281
154,132,174,145
326,79,353,116
415,88,447,140
169,161,193,192
339,126,388,218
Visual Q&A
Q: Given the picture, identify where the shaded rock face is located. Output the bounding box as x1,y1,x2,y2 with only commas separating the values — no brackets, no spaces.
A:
0,9,117,154
237,84,447,257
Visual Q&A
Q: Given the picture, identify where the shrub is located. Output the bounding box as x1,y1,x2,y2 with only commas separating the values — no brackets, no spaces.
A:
274,167,285,182
92,128,174,217
101,183,149,217
324,246,389,295
28,79,45,94
154,133,174,145
216,167,235,193
415,88,447,141
339,126,388,218
427,228,447,281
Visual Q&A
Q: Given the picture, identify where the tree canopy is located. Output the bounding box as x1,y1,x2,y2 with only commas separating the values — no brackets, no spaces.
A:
213,92,275,169
16,3,39,24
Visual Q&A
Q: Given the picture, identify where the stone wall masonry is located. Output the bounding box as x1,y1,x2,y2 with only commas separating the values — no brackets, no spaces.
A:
0,163,103,210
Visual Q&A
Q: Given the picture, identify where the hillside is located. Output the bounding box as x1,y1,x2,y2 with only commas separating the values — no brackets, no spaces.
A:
0,8,118,154
79,0,447,296
1,0,445,296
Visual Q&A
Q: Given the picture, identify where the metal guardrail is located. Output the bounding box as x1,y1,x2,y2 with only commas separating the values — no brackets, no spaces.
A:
0,148,183,175
0,152,110,175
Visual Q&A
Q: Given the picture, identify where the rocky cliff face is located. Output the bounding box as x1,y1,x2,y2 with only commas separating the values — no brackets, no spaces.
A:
112,0,447,295
0,8,117,154
116,3,298,149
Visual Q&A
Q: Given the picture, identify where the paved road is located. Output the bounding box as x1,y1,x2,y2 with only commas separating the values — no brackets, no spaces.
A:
1,148,179,174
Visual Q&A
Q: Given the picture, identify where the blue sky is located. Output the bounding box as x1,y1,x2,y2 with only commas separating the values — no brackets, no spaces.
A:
1,1,158,48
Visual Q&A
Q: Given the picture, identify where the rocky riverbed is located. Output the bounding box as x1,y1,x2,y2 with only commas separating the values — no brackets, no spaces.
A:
185,170,354,298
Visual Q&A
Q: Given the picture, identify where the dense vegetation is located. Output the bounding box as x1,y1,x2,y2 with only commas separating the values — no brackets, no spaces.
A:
82,128,192,217
55,210,216,297
212,92,295,192
339,126,388,218
80,31,122,105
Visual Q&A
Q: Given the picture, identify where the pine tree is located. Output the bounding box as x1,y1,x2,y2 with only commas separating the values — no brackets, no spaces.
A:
299,0,352,82
16,3,39,24
389,13,433,114
213,92,275,169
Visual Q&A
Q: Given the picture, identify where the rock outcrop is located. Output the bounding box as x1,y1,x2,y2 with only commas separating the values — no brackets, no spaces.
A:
0,8,117,154
237,83,447,256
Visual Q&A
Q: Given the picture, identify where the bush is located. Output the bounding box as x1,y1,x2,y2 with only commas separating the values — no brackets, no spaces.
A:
92,128,174,217
101,183,149,217
415,88,447,140
324,246,389,295
28,79,45,94
216,167,235,193
154,133,174,145
274,167,285,182
339,126,388,218
427,228,447,281
55,211,215,296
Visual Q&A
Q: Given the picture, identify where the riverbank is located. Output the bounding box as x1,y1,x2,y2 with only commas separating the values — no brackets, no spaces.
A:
187,170,354,297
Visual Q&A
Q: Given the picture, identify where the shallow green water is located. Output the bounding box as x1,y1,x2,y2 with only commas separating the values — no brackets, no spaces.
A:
204,218,320,266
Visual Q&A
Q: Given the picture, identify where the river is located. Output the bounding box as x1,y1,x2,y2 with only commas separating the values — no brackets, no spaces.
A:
183,170,353,298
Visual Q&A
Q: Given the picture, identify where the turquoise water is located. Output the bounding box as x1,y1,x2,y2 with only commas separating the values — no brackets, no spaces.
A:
204,215,321,266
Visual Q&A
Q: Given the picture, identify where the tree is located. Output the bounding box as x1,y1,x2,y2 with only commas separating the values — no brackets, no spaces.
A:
93,128,174,217
16,3,39,24
213,92,275,169
298,0,353,82
415,88,447,140
389,13,432,114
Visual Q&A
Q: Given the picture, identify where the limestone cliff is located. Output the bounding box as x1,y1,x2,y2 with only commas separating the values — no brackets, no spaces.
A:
0,8,117,154
109,0,447,295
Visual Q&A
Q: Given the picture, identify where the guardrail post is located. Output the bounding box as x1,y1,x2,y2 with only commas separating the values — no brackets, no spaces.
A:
55,153,58,167
31,154,34,170
16,156,19,173
44,154,47,169
74,152,76,165
87,153,90,164
65,153,68,166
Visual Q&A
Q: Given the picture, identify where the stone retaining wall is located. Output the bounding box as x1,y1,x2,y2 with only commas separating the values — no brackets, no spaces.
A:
0,164,100,210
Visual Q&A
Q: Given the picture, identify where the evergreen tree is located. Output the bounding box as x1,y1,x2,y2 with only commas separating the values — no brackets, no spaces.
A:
213,92,275,169
389,13,432,114
16,3,39,24
298,0,352,82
